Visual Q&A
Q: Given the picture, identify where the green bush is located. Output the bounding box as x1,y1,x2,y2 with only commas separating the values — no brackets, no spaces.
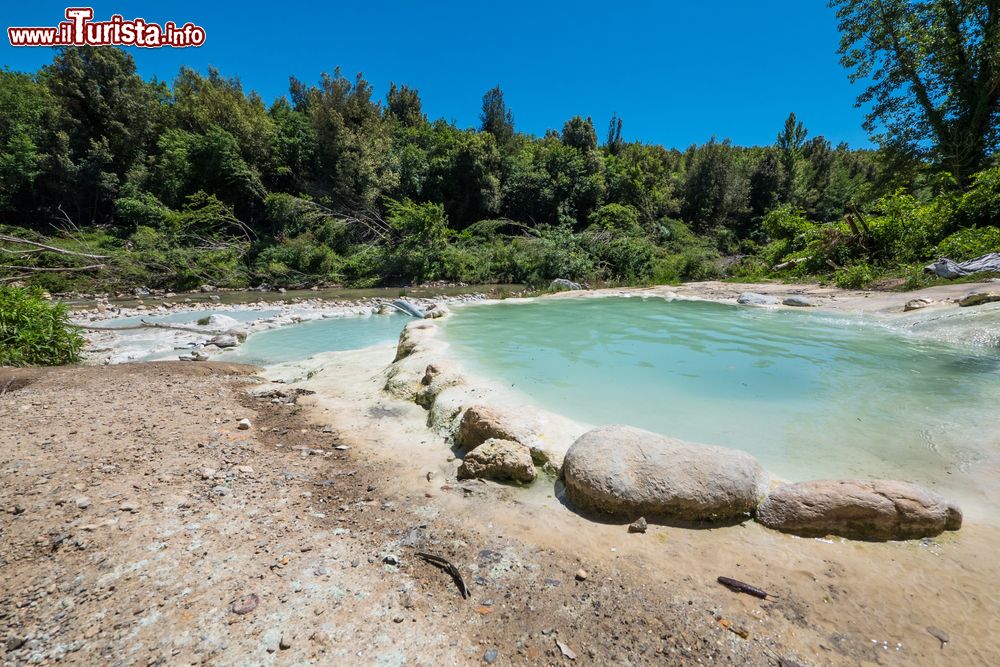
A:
589,235,655,282
957,167,1000,228
761,205,815,244
588,203,642,235
833,263,877,289
0,286,83,366
934,226,1000,260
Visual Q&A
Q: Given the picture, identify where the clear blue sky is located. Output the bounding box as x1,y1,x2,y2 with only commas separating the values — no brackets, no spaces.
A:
1,1,873,149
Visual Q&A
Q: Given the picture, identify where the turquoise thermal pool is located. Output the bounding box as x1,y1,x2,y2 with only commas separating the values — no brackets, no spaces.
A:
440,297,1000,514
224,312,408,365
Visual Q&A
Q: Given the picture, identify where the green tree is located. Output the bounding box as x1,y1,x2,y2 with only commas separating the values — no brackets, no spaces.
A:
39,47,161,223
832,0,1000,184
480,85,515,148
605,113,624,155
561,115,598,152
776,112,807,201
386,83,425,127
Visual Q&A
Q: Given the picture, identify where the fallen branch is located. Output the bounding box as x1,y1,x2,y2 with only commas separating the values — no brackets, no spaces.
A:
0,263,105,272
416,552,470,599
76,320,215,335
717,576,777,600
0,234,109,260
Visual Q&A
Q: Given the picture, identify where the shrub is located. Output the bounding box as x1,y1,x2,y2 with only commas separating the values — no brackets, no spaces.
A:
833,263,876,289
864,189,950,264
0,286,83,366
588,203,642,235
761,205,814,243
957,167,1000,228
934,226,1000,261
589,235,655,282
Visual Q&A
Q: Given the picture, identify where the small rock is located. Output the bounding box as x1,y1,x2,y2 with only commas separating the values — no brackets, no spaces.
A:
231,593,259,615
958,291,1000,307
483,648,499,663
75,497,91,510
736,292,779,306
237,418,251,430
199,467,217,480
211,485,230,497
575,569,588,581
310,630,332,644
556,639,577,660
383,554,399,566
927,625,949,648
904,298,935,312
628,517,648,533
279,635,292,650
119,500,139,513
782,295,814,307
211,334,239,348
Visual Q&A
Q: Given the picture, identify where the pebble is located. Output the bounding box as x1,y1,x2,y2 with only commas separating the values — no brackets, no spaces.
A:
237,418,251,430
575,569,588,581
628,517,648,534
75,497,91,510
383,554,399,566
279,635,292,650
483,648,498,663
212,485,230,496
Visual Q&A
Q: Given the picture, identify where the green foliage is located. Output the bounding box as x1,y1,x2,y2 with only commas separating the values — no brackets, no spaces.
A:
934,227,1000,261
833,262,876,289
588,203,642,235
956,167,1000,228
0,286,82,366
0,44,996,295
831,0,999,183
761,205,814,241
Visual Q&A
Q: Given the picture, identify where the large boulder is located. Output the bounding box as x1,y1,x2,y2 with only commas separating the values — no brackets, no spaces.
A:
457,438,536,483
561,425,769,521
205,313,239,329
455,405,540,452
756,479,962,540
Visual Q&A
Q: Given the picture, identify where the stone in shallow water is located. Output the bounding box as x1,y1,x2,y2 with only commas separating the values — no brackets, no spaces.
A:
561,425,769,521
755,479,962,540
457,438,536,483
958,291,1000,307
903,298,935,312
736,292,779,306
782,296,814,307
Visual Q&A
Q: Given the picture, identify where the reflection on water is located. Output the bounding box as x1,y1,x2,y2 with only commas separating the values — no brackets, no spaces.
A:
442,297,1000,515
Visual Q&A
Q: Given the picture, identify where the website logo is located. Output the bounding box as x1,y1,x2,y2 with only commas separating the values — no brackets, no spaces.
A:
8,7,206,48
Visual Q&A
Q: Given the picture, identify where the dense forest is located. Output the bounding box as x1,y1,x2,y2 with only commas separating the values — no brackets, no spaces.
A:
1,0,998,293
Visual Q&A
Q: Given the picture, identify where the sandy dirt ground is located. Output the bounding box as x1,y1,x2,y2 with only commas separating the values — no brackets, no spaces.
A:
2,362,790,666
